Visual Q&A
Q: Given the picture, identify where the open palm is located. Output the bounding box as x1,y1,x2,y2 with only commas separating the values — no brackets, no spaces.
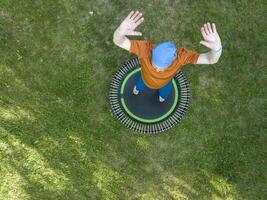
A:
200,23,222,50
118,10,144,36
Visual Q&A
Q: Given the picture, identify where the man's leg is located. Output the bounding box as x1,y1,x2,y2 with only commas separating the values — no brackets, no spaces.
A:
158,80,173,102
133,72,147,95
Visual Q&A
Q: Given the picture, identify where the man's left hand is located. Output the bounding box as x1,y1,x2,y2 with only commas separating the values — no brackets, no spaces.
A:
200,23,222,51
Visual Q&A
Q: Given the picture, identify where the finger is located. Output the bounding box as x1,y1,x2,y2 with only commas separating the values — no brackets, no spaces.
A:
135,17,144,27
134,12,143,22
127,31,142,36
212,23,217,33
133,31,142,36
207,22,212,33
133,12,142,21
130,10,139,20
204,24,210,35
201,27,207,37
126,11,134,20
200,40,211,48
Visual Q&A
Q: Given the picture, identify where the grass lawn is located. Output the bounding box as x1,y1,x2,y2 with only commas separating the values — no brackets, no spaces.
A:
0,0,266,199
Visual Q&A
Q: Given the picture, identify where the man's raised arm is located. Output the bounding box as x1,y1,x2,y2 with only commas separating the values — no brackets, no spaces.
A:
197,23,222,64
113,11,144,51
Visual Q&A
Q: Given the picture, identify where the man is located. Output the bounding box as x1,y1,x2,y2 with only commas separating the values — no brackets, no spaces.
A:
113,10,222,102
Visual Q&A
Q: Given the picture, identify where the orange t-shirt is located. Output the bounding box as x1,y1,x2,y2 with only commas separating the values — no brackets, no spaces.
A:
129,40,200,89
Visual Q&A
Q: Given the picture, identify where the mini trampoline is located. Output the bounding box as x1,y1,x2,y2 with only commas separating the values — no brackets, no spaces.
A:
109,58,190,134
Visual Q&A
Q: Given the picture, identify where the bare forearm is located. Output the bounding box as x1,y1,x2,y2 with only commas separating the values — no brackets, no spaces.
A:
206,47,222,64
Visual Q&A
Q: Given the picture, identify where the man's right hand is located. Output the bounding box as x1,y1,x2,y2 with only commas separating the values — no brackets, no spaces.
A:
113,11,144,51
117,10,144,36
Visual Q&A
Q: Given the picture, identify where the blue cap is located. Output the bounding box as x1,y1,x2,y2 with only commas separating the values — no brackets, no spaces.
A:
152,42,177,68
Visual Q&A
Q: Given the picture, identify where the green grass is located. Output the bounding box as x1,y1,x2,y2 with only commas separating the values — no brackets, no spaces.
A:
0,0,266,199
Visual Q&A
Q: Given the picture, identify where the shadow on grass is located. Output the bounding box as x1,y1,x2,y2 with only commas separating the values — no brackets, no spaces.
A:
0,36,235,200
0,92,223,200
